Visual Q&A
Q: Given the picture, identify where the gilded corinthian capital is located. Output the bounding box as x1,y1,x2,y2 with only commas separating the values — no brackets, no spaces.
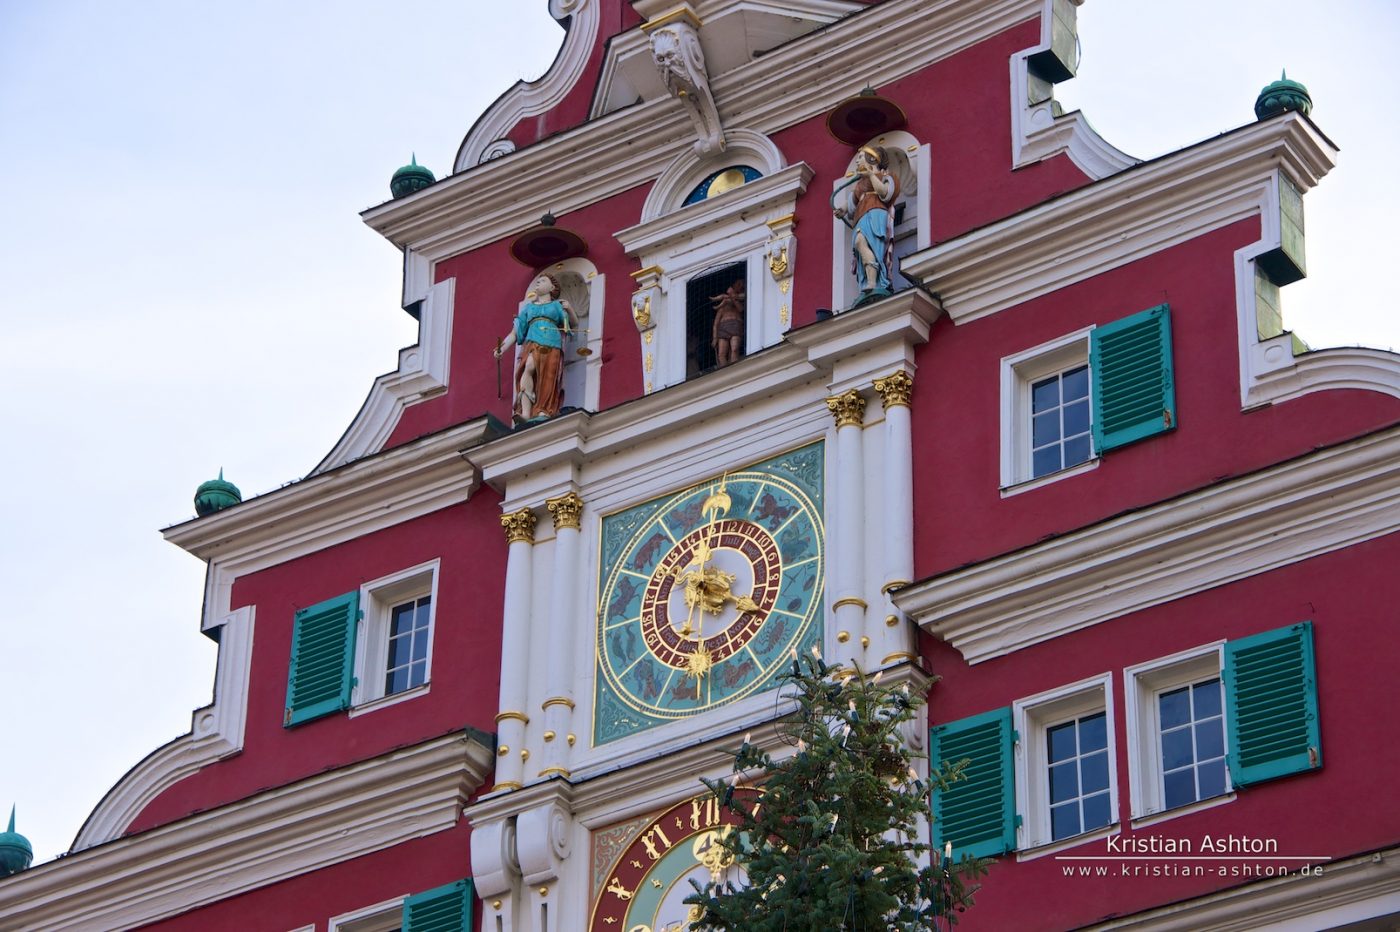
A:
547,491,585,531
825,390,867,428
873,371,914,410
500,508,538,544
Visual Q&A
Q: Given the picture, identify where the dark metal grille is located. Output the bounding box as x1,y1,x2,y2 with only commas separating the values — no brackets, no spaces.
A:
685,262,746,378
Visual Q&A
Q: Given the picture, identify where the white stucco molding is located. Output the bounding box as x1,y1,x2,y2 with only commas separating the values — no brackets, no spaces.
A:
72,605,254,852
73,421,494,851
1010,0,1135,178
640,128,788,222
1085,846,1400,932
316,276,455,473
894,424,1400,665
6,732,493,932
454,0,601,171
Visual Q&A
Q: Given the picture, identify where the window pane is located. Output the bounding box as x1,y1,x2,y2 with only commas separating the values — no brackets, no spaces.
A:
1081,792,1111,831
412,628,430,662
1061,365,1089,401
1078,713,1107,752
1198,759,1227,800
1031,376,1060,411
1050,762,1078,804
1051,802,1080,840
408,659,427,690
1192,678,1222,718
387,665,410,696
1033,411,1060,447
1161,727,1193,770
1063,399,1090,436
1080,750,1109,794
1163,768,1196,809
1159,687,1190,729
390,601,415,636
1032,446,1061,478
1048,721,1078,762
388,633,412,670
1195,719,1225,760
1063,434,1091,467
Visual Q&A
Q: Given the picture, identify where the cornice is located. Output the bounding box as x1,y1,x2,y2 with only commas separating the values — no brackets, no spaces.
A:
468,289,940,495
362,0,1040,261
1085,846,1400,932
164,418,496,567
893,424,1400,664
2,732,492,932
901,113,1338,325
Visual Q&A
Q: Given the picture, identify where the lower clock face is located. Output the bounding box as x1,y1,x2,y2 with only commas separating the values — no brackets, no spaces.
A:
594,443,825,745
589,794,748,932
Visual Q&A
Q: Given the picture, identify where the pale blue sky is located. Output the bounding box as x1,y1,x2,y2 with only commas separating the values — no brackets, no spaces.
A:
0,1,1394,866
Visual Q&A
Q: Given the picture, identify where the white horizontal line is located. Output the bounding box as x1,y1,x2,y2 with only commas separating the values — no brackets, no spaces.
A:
1055,856,1331,861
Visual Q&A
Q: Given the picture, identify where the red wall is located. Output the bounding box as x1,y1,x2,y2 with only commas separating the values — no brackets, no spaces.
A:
922,531,1400,930
140,823,475,932
128,490,507,832
910,217,1400,578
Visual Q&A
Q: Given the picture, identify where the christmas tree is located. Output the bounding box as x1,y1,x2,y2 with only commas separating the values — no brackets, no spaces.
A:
685,649,985,930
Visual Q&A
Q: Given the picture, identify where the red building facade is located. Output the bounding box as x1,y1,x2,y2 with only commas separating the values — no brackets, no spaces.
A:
5,1,1399,930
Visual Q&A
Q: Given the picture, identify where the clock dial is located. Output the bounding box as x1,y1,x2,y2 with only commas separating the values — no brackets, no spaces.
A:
594,443,824,745
589,793,749,932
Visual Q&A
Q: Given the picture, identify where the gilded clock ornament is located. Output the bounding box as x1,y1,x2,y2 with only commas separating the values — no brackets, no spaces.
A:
594,443,825,744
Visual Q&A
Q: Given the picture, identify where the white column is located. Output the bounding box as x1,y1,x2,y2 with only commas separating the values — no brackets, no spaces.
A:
873,371,918,668
826,389,868,669
539,491,583,780
496,507,538,791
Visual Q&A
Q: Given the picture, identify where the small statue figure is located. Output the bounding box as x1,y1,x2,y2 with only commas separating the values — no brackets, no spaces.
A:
832,144,900,305
710,279,745,367
495,273,578,422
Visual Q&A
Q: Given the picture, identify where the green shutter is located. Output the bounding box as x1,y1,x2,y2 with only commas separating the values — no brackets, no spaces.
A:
404,879,474,932
1091,304,1176,453
284,590,359,727
930,707,1016,859
1224,621,1321,787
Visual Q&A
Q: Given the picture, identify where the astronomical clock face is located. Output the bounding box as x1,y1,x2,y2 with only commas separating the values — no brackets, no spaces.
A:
589,793,748,932
594,443,824,745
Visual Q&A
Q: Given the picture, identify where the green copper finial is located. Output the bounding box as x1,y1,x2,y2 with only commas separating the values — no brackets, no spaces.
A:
1255,70,1312,120
194,469,242,517
390,153,436,199
0,806,33,878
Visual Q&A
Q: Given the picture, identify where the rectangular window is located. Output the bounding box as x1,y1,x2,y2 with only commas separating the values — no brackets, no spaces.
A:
684,262,746,378
1030,363,1093,479
1013,674,1117,851
353,560,440,711
1158,677,1228,809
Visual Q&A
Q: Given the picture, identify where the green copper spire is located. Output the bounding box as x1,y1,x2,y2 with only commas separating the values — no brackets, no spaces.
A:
194,468,242,517
1255,70,1312,120
390,153,436,199
0,806,33,878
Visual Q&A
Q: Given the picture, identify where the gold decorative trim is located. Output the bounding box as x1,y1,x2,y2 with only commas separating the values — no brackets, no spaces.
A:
547,491,585,531
885,614,900,628
500,508,538,544
497,745,510,757
836,631,850,643
833,596,868,611
873,370,914,409
495,710,530,725
492,900,503,910
493,781,523,792
881,651,919,666
520,748,530,761
825,389,866,428
881,579,912,594
765,213,796,231
641,7,702,33
543,730,556,742
630,265,664,281
538,766,572,779
542,696,576,710
860,636,871,648
567,733,576,746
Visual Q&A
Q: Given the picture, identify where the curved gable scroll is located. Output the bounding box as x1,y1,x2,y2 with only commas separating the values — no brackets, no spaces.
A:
454,0,601,172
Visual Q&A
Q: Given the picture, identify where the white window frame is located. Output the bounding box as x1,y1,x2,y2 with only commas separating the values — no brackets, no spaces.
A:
349,559,440,715
1000,325,1099,495
1125,642,1235,826
1013,672,1118,856
329,897,405,932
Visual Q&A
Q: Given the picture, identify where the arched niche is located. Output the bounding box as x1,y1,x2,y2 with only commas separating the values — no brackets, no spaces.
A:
640,129,787,223
829,130,931,312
